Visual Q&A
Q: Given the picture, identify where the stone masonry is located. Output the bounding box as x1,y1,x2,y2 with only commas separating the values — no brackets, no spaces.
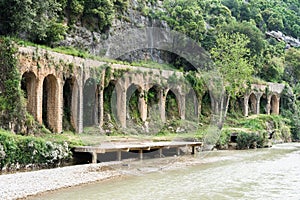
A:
18,46,284,133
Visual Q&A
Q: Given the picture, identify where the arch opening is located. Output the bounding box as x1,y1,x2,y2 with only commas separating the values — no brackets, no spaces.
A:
147,85,161,119
126,84,143,125
21,71,37,117
145,85,163,133
63,77,79,131
83,78,98,127
200,91,212,123
166,90,180,121
260,95,268,114
185,89,198,121
42,74,58,132
248,93,257,115
103,80,117,131
271,95,279,114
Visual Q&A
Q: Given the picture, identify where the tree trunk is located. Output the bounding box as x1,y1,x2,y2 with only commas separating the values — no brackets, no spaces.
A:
219,96,224,124
224,94,230,119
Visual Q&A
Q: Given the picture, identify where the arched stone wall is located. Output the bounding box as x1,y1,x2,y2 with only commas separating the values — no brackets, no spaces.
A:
146,85,161,120
114,80,126,127
248,93,257,115
17,46,285,133
63,76,80,131
260,94,268,114
270,94,280,115
21,71,37,118
83,78,98,127
103,80,117,125
126,83,144,124
185,89,198,121
165,88,181,120
42,74,61,132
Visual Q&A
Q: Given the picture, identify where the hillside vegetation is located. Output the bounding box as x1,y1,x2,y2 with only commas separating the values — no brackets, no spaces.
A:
0,0,299,137
0,0,299,169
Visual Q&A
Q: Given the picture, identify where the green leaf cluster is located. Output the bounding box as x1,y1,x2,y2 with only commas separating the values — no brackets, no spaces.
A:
222,0,300,38
236,132,266,150
0,129,71,171
210,32,253,98
0,0,67,45
0,38,28,133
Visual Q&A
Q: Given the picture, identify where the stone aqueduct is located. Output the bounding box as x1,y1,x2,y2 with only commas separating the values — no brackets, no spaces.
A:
18,46,285,133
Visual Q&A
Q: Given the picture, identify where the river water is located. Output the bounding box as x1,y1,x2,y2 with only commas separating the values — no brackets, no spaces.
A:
33,143,300,200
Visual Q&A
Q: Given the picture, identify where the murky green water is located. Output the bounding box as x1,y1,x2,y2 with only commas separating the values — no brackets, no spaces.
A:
33,143,300,200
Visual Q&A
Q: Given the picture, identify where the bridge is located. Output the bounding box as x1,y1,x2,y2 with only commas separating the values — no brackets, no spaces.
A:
18,46,285,133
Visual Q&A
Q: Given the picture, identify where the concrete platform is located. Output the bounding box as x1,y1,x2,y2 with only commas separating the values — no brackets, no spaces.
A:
74,141,202,163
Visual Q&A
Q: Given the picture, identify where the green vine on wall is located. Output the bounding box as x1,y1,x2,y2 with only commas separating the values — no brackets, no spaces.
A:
0,38,27,133
104,65,112,87
184,71,206,98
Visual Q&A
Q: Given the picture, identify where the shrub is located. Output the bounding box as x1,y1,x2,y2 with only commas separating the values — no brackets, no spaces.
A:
216,129,231,147
0,130,71,171
236,132,266,149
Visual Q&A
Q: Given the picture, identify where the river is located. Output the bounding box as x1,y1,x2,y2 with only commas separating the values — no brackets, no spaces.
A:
31,143,300,200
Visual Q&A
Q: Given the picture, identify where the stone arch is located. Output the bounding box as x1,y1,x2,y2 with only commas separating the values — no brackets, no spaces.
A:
185,88,198,121
105,27,210,71
21,71,37,118
270,94,279,114
63,76,79,131
228,96,244,115
103,80,117,128
248,93,257,115
201,90,212,120
165,89,180,120
83,78,98,127
42,74,59,132
126,83,144,124
147,84,161,119
113,81,127,127
259,94,268,114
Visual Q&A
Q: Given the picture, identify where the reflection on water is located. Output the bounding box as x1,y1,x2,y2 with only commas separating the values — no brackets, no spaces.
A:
32,143,300,200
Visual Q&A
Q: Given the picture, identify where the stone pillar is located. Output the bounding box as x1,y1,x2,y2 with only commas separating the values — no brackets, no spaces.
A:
55,78,63,133
78,82,83,133
256,94,263,115
98,88,104,128
267,96,271,115
159,89,166,123
180,94,185,120
71,80,79,132
270,95,280,115
116,83,126,128
194,94,199,117
243,95,249,117
274,97,280,115
36,78,43,124
198,96,202,119
138,91,147,122
94,86,99,125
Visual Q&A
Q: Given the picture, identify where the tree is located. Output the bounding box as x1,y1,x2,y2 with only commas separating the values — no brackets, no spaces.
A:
160,0,206,42
284,48,300,85
83,0,115,32
210,33,253,121
0,0,66,45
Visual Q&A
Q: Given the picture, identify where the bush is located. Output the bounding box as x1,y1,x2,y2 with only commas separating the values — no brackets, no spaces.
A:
216,129,231,147
236,132,266,149
0,130,71,171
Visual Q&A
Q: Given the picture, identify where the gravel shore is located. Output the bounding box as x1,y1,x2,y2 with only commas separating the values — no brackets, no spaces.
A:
0,162,123,200
0,154,208,200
